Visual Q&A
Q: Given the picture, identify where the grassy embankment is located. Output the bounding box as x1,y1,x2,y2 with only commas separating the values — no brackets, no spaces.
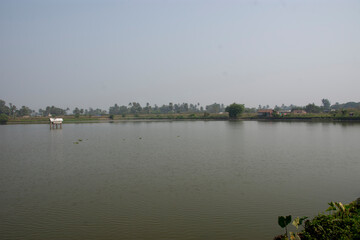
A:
7,115,111,124
6,111,360,124
247,112,360,121
6,113,231,124
277,113,360,121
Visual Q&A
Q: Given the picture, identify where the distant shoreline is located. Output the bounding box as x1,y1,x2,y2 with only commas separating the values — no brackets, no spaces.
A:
4,114,360,125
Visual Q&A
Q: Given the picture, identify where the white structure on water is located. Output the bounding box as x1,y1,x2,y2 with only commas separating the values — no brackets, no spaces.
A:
49,118,63,129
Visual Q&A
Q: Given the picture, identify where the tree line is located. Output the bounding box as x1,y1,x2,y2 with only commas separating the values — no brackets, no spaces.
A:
272,99,346,113
0,99,34,118
1,98,360,120
108,102,226,115
0,99,230,118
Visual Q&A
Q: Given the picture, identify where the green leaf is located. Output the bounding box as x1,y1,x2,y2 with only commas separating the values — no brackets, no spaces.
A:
335,202,345,212
278,215,292,228
292,216,308,229
326,202,336,212
285,215,292,225
326,206,336,212
292,217,300,229
299,216,308,225
278,216,286,228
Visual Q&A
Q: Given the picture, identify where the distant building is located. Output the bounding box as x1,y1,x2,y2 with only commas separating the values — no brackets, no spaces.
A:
291,109,307,114
257,109,274,117
279,110,291,116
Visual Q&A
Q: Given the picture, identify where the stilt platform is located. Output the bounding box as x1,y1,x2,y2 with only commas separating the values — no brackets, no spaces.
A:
49,118,63,129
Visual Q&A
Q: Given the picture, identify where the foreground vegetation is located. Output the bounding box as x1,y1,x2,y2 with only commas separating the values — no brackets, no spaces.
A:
275,198,360,240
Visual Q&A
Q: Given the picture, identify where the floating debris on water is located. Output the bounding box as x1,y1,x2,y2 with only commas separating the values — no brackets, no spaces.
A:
74,138,87,144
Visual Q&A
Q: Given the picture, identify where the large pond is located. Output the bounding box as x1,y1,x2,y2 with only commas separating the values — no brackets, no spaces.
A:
0,121,359,239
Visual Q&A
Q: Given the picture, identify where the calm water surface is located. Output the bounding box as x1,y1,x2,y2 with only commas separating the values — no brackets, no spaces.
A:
0,121,359,239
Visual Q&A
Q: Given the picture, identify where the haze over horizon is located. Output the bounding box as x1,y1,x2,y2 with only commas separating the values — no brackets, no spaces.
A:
1,0,359,111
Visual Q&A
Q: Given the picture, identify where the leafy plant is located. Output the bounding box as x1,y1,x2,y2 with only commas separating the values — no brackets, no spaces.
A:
292,216,308,229
277,199,360,240
278,215,292,238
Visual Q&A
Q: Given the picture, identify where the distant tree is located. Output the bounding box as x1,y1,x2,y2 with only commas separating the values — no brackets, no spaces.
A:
0,99,10,115
73,107,80,115
174,103,180,113
331,101,360,110
244,107,256,113
322,99,331,111
183,103,189,112
119,105,128,114
189,103,195,112
169,102,173,112
0,113,9,124
225,103,245,119
130,102,142,114
17,106,32,116
274,105,281,111
9,103,17,119
144,102,151,114
86,108,106,116
305,103,321,113
109,104,121,115
159,104,168,114
153,104,159,113
40,106,66,116
291,106,304,111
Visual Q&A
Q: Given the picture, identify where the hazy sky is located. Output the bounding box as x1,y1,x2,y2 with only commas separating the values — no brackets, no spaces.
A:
1,0,359,110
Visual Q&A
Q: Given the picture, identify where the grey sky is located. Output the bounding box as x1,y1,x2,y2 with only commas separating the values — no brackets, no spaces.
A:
1,0,359,111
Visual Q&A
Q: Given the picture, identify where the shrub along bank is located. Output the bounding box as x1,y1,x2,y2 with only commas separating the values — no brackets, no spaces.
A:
275,198,360,240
